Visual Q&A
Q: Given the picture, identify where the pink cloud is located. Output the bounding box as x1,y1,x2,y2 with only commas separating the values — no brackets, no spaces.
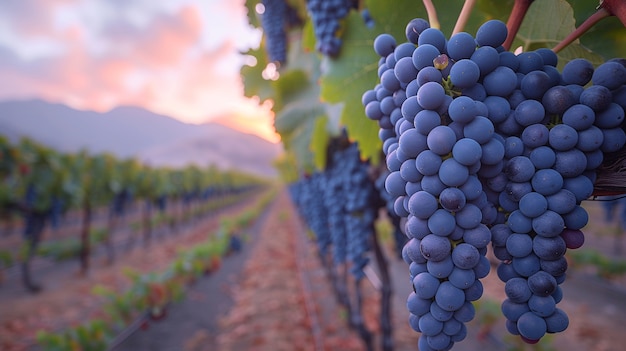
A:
0,0,77,36
141,42,248,118
99,5,203,67
0,1,272,140
145,6,203,64
5,39,243,122
97,59,132,89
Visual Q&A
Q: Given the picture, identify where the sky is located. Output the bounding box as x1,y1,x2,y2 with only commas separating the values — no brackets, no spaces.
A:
0,0,280,143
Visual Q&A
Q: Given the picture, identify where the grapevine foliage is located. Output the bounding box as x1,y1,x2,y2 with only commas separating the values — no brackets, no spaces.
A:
512,0,604,66
245,0,624,171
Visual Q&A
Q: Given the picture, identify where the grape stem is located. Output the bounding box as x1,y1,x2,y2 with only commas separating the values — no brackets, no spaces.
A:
602,0,626,26
452,0,476,35
503,0,534,51
422,0,441,30
551,0,626,54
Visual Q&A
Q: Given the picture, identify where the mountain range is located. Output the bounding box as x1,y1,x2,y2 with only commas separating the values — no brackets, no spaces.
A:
0,99,283,178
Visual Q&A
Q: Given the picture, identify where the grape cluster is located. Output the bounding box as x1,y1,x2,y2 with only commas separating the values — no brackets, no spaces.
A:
363,16,626,349
290,140,381,279
49,197,65,228
155,195,167,212
22,184,49,235
361,8,375,29
24,211,47,240
323,158,349,263
489,52,626,343
306,0,354,57
111,190,130,216
290,173,332,256
364,19,498,350
338,143,378,279
261,0,287,64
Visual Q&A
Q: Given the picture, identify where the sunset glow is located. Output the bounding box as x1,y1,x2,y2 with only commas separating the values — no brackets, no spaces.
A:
0,0,279,143
213,99,281,144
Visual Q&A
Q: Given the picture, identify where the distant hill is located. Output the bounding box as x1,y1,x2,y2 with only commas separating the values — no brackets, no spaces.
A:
0,99,283,178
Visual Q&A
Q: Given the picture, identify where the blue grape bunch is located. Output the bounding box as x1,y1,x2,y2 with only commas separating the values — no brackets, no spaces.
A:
291,173,333,256
363,15,626,350
306,0,355,57
290,140,381,280
260,0,288,64
324,150,350,264
364,18,500,350
340,143,378,279
489,47,626,344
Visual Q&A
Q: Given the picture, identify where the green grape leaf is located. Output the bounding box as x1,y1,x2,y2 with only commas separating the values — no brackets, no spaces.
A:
281,116,316,173
557,43,606,67
240,48,273,102
476,0,515,23
271,69,309,111
274,98,324,139
568,0,626,60
580,16,626,60
302,18,317,53
272,45,323,138
513,0,578,50
273,153,300,183
270,36,333,171
318,2,414,164
512,0,604,65
317,10,382,165
245,0,261,28
311,115,330,171
285,35,322,74
274,102,325,174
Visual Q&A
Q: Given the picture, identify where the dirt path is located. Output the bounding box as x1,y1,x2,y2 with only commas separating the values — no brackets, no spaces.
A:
115,187,367,351
215,188,366,351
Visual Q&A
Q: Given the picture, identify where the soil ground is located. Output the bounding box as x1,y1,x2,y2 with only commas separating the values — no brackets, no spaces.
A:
2,188,626,351
0,192,268,351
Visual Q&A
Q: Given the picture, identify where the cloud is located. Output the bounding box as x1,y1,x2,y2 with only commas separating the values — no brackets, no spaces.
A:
97,4,203,66
0,0,76,36
0,0,270,139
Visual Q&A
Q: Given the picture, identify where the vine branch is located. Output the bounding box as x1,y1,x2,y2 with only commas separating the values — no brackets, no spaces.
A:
552,6,612,53
422,0,440,30
453,0,477,35
601,0,626,26
552,0,626,53
503,0,534,51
